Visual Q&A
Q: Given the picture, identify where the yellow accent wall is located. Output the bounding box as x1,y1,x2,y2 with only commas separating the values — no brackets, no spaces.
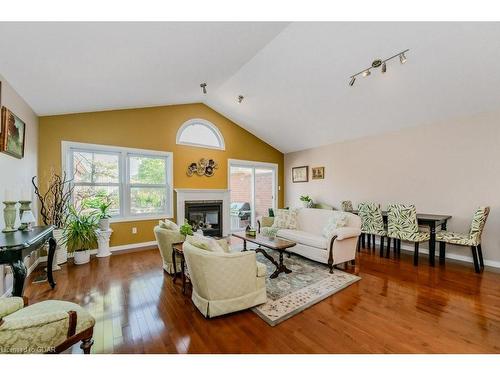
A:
38,103,284,246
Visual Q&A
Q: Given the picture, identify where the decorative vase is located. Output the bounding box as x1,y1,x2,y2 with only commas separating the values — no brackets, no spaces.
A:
74,250,90,265
98,218,110,231
18,200,32,230
52,229,68,266
2,201,17,233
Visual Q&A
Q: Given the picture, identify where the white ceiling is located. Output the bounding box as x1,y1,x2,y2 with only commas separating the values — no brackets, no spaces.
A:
1,22,500,153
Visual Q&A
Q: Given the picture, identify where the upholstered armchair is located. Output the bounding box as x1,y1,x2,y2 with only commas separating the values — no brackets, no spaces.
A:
436,206,490,273
0,297,95,354
183,241,267,318
357,202,387,255
340,200,354,212
387,204,430,265
154,225,185,274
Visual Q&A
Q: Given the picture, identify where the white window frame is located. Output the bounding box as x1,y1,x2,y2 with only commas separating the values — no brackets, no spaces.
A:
176,118,225,150
228,159,278,231
62,141,174,222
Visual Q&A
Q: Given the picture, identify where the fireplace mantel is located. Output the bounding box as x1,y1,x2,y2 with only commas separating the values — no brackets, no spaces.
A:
175,189,231,236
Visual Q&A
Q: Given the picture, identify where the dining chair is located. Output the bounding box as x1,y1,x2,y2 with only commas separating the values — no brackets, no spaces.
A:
341,200,353,212
387,204,430,265
357,202,387,255
436,206,490,273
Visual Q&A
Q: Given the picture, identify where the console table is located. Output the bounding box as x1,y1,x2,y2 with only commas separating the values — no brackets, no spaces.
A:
0,226,56,296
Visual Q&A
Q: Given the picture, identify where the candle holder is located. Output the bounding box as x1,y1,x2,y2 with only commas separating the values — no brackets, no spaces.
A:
18,200,32,231
2,201,18,233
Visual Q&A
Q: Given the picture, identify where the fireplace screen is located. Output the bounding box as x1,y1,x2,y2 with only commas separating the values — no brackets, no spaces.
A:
185,200,223,237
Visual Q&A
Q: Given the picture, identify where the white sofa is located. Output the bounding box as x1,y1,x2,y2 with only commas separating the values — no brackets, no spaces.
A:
259,208,361,272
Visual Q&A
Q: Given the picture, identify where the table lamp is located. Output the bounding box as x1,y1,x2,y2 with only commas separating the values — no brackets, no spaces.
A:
20,210,36,231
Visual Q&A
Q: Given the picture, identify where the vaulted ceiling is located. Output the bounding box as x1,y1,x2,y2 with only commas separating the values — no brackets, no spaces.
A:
1,22,499,153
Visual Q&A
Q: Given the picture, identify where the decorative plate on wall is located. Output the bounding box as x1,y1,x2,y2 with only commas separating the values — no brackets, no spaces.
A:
187,158,218,177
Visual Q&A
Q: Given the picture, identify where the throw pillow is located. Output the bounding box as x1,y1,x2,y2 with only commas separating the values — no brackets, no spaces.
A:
272,208,298,229
185,235,225,253
322,214,348,238
159,219,179,231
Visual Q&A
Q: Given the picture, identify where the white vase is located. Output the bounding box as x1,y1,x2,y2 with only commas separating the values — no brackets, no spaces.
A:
52,229,68,266
73,250,90,265
99,218,110,231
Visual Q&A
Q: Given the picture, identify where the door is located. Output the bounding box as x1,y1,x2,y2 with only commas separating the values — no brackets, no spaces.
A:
229,161,277,232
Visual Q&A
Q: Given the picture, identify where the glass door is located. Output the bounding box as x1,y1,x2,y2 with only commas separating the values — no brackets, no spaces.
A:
229,161,277,232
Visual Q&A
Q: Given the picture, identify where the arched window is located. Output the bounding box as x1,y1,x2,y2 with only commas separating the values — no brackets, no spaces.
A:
176,119,225,150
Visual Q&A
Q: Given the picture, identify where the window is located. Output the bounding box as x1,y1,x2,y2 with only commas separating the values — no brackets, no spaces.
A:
176,119,225,150
63,141,173,221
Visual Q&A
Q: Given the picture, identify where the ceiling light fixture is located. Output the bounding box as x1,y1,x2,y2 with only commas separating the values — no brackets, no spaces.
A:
200,83,207,94
348,49,409,86
237,95,244,103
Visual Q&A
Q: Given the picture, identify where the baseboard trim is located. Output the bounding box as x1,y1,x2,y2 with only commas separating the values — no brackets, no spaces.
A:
368,238,500,269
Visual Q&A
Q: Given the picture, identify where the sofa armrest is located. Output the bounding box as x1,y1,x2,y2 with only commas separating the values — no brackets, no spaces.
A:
257,217,275,232
333,227,362,240
0,297,25,319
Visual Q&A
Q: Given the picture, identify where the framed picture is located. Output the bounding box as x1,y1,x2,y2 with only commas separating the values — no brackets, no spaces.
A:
1,107,26,159
311,166,325,180
292,166,308,183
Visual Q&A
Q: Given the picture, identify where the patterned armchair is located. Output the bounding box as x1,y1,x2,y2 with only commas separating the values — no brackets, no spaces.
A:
436,207,490,273
154,225,185,274
357,202,387,254
0,297,95,354
387,204,430,265
183,241,267,318
340,200,354,212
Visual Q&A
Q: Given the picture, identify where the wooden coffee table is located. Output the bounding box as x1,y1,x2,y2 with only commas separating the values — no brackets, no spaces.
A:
232,232,296,279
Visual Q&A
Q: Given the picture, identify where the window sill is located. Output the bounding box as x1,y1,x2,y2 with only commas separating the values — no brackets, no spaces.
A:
110,214,174,224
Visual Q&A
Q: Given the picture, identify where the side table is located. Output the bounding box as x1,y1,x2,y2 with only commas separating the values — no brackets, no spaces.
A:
171,241,190,294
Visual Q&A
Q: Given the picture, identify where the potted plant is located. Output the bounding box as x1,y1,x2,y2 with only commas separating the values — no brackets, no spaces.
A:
180,220,194,237
300,195,313,208
61,206,99,265
32,172,74,268
97,202,112,231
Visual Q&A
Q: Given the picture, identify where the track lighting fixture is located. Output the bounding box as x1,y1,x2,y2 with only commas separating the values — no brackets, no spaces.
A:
237,95,244,103
200,83,207,94
348,49,409,86
399,52,407,64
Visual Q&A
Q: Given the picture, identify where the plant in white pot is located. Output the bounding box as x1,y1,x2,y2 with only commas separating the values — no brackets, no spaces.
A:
61,206,99,265
300,195,314,208
97,202,112,231
32,172,74,269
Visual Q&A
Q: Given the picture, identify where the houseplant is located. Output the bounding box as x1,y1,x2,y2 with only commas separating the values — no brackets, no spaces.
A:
180,220,194,237
32,171,74,268
300,195,313,208
97,202,112,231
61,206,99,265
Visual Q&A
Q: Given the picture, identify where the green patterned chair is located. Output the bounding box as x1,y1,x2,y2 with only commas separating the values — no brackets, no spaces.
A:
0,297,95,354
340,200,353,212
436,207,490,273
387,204,430,265
357,202,387,255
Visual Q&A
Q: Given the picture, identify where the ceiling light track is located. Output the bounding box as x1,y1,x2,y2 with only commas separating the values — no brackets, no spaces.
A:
348,49,409,86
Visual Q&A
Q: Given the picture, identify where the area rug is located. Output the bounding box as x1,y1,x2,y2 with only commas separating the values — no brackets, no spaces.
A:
251,249,361,326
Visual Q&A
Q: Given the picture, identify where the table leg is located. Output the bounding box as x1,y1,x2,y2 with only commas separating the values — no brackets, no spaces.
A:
47,237,56,289
10,259,27,297
172,249,177,284
429,223,436,267
255,247,291,279
242,239,247,251
181,256,186,294
439,222,447,265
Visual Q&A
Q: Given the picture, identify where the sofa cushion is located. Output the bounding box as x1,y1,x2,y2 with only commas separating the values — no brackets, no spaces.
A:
185,235,225,253
295,208,361,235
277,229,328,249
272,208,298,229
321,213,348,238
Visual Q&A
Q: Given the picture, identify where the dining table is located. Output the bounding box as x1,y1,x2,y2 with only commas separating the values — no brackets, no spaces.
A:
352,210,452,266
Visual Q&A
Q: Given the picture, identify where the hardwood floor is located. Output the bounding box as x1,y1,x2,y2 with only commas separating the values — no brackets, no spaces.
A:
24,245,500,354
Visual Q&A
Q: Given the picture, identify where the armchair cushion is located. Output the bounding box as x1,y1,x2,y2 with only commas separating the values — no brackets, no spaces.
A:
185,235,225,253
159,219,179,231
0,297,24,319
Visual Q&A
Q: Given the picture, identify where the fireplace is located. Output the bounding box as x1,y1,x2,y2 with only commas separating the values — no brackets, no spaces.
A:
185,200,223,237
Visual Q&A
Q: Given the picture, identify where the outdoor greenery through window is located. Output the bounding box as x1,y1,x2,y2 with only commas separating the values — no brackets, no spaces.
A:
66,142,173,219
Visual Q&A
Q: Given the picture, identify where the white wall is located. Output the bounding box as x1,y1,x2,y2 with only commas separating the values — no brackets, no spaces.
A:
0,74,39,295
285,110,500,266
